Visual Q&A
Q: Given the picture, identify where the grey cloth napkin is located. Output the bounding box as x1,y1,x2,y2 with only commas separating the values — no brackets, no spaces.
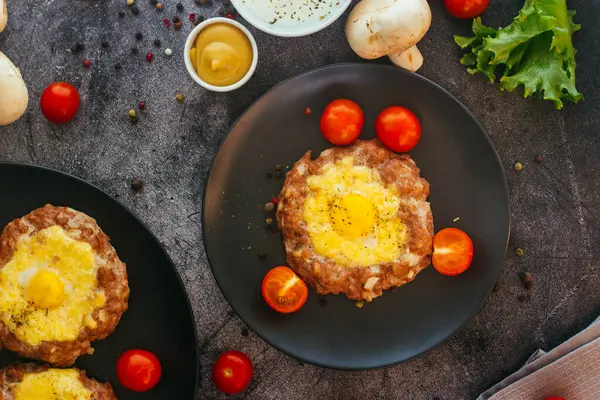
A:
478,315,600,400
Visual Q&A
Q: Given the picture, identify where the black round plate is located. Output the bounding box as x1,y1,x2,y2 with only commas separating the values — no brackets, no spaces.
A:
0,163,199,398
203,63,510,370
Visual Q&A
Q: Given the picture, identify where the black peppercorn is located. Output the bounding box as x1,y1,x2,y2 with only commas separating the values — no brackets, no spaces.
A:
176,2,184,10
135,32,143,40
131,5,140,14
101,41,109,49
131,47,139,54
131,179,144,191
153,39,161,47
118,10,125,18
241,327,249,336
275,171,283,179
114,63,122,70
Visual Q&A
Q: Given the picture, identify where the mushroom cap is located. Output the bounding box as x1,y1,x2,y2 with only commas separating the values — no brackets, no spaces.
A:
345,0,431,60
0,0,6,33
0,51,29,126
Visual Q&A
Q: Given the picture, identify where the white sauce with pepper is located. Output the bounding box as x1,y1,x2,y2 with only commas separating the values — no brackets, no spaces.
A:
241,0,343,26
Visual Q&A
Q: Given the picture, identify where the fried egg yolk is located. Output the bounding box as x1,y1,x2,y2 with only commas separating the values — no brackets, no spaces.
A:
303,156,408,267
0,226,105,346
14,369,92,400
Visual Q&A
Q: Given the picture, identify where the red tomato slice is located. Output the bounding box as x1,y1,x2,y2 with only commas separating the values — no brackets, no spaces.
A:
116,349,162,392
262,266,308,313
320,99,364,145
432,228,474,276
212,350,253,395
375,106,421,153
40,82,80,124
443,0,490,19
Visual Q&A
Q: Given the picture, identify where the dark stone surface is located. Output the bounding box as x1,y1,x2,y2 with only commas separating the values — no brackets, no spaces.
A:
1,0,599,398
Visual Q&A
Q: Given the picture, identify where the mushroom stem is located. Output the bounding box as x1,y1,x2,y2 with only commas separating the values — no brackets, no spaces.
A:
0,0,7,33
389,45,424,72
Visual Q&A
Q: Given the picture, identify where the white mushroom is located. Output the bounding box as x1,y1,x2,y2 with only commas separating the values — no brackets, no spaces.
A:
0,51,29,126
345,0,432,72
0,0,7,33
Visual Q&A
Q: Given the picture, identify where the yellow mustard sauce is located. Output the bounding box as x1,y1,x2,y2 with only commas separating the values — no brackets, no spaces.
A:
190,23,253,87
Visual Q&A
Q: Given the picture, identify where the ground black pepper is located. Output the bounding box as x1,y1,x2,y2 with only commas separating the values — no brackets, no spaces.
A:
264,202,275,212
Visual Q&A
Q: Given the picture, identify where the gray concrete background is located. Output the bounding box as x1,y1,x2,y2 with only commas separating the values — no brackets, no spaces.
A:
1,0,599,399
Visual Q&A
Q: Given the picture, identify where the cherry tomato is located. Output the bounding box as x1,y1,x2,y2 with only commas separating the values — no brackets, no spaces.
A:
432,228,474,276
212,350,253,395
320,99,364,145
443,0,490,19
40,82,80,124
116,349,162,392
262,266,308,313
375,106,421,153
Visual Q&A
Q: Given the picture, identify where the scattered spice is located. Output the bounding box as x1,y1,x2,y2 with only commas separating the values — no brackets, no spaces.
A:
453,217,460,222
271,197,279,205
266,172,273,179
304,107,312,115
163,18,171,28
515,248,524,257
519,272,533,289
226,13,234,19
514,162,523,171
131,179,144,191
135,32,143,40
318,298,327,307
128,109,137,119
535,155,543,163
71,42,84,53
154,39,161,47
275,171,283,179
275,164,283,171
176,2,184,11
138,101,146,110
264,202,275,212
164,48,173,56
176,93,185,102
146,52,154,62
156,2,164,9
126,0,135,6
82,59,91,68
118,10,125,18
173,16,181,23
114,63,122,70
265,217,273,225
131,47,139,54
101,41,109,49
174,21,183,30
131,5,140,14
241,327,250,336
189,12,196,22
493,283,500,292
356,300,365,308
258,251,267,260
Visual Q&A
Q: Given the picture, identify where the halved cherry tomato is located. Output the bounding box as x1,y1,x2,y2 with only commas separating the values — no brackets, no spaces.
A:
443,0,490,19
212,350,253,395
320,99,364,145
40,82,80,124
116,349,162,392
432,228,474,276
262,266,308,313
375,106,421,153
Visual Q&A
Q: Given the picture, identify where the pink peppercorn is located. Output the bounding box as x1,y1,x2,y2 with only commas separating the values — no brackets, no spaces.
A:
189,13,196,22
146,52,153,62
271,197,279,205
163,18,171,28
225,13,234,19
82,59,91,68
138,101,146,110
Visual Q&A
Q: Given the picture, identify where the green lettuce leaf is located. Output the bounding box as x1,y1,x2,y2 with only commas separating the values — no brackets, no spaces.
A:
454,0,582,109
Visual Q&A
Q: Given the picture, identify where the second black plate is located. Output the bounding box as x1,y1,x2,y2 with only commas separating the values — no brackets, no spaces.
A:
204,64,510,370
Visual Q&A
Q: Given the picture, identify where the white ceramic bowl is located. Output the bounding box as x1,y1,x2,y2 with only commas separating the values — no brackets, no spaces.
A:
184,18,258,92
230,0,352,37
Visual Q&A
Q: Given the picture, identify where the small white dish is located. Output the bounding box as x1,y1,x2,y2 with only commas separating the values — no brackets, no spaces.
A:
230,0,352,37
184,18,258,92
